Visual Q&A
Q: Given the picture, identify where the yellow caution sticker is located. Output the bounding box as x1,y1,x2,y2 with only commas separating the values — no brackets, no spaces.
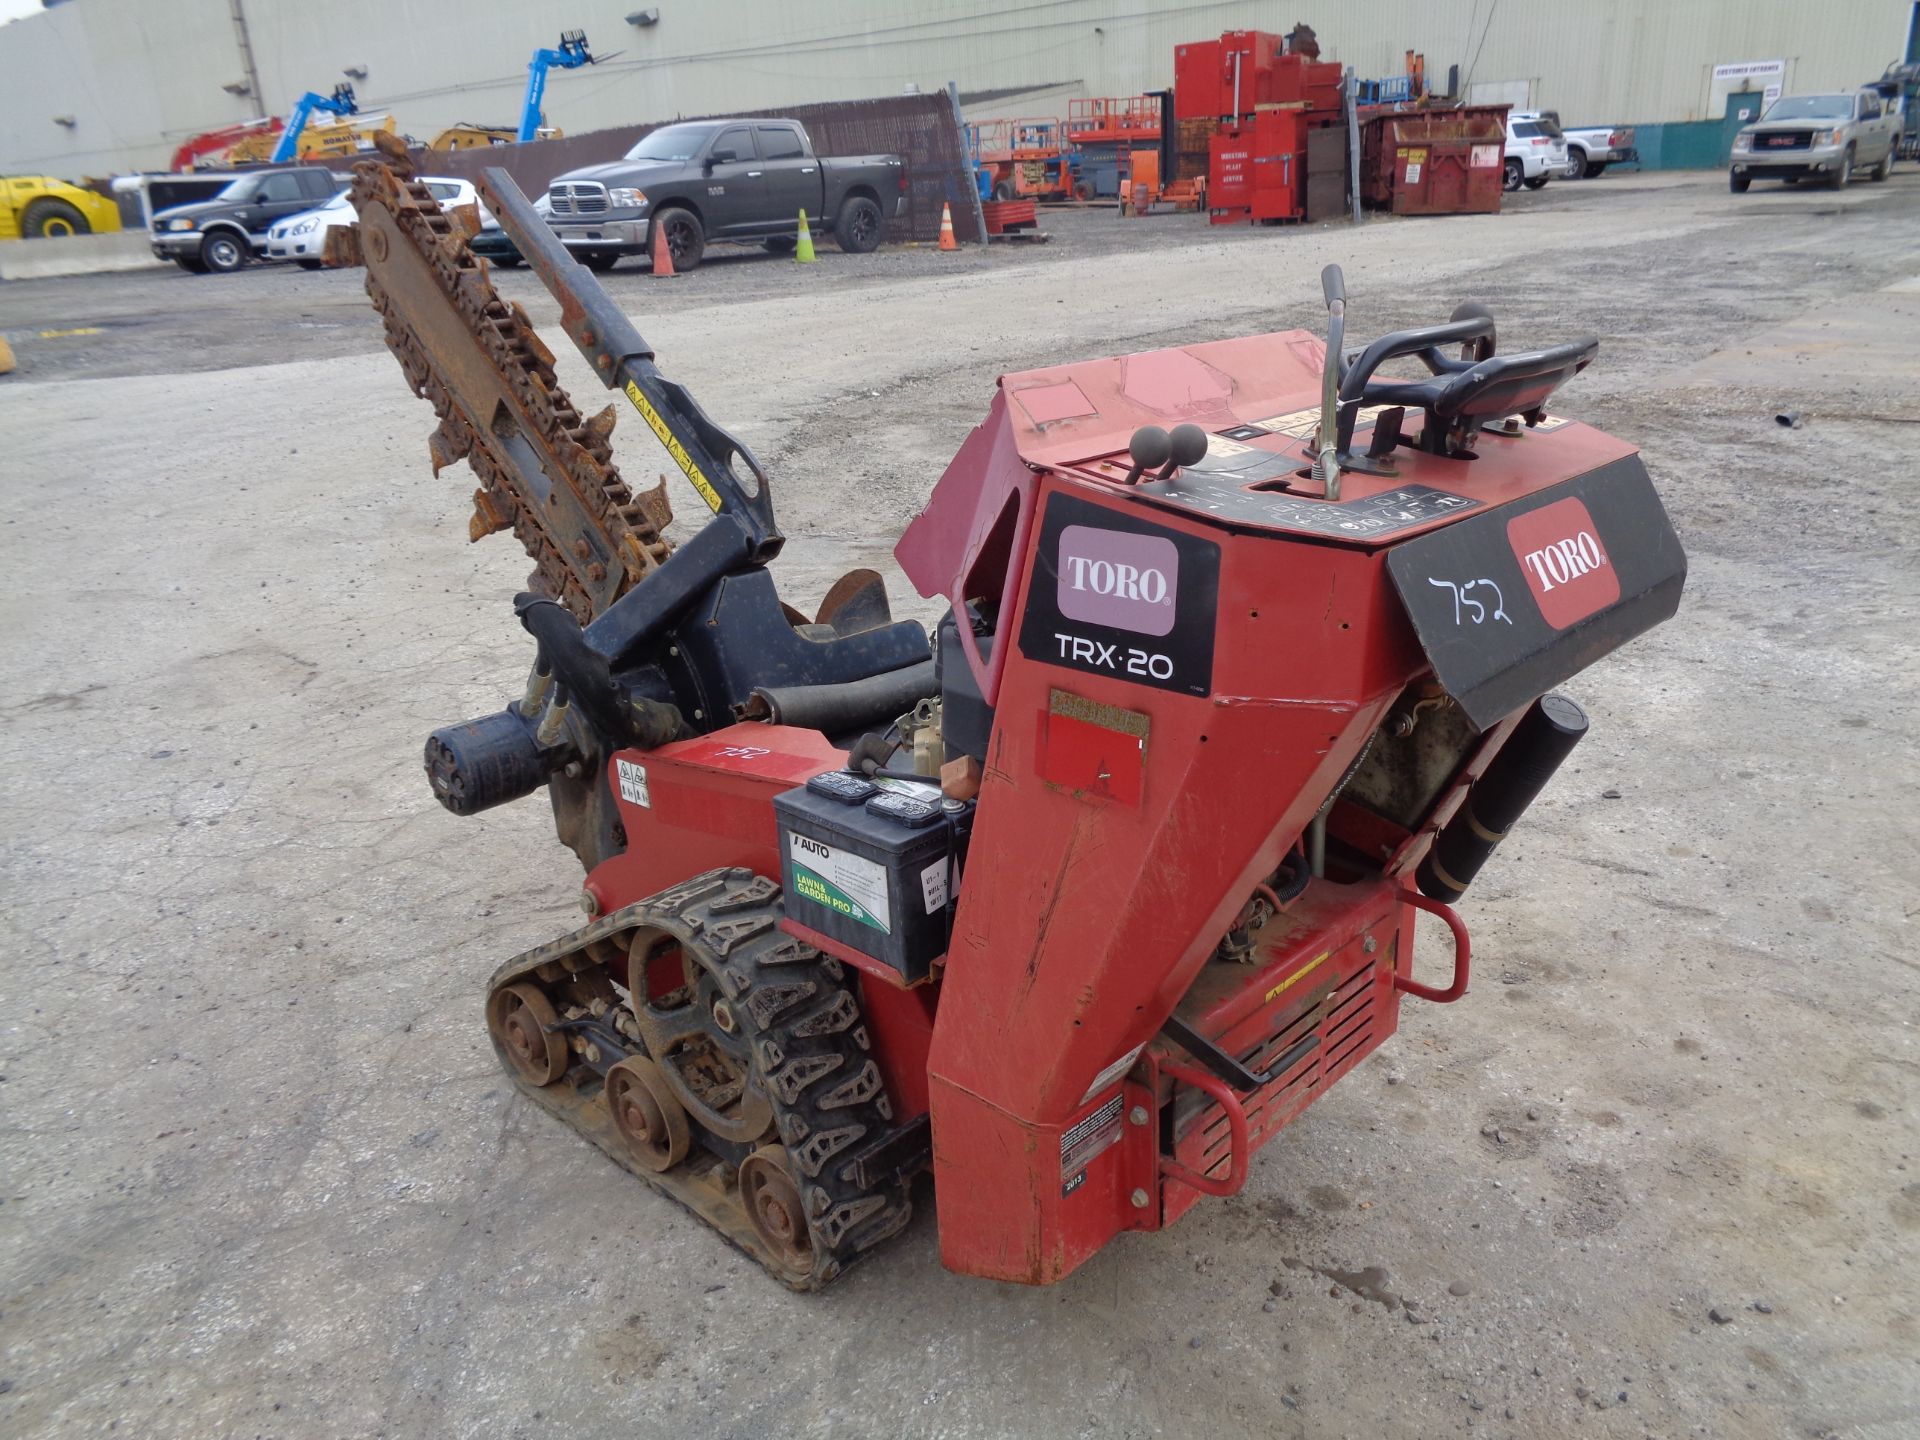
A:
1264,950,1330,1004
1252,404,1394,440
624,379,723,513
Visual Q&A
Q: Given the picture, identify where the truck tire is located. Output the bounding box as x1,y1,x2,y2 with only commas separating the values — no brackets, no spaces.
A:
833,195,884,254
1584,160,1609,178
1829,147,1853,190
199,230,248,273
653,207,704,272
992,180,1014,201
1564,148,1586,180
20,197,90,238
581,251,620,272
1870,150,1892,181
1729,171,1751,193
1502,159,1523,192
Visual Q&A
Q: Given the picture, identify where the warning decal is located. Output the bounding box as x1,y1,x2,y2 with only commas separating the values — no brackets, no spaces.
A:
616,759,651,807
1060,1094,1125,1194
788,832,892,933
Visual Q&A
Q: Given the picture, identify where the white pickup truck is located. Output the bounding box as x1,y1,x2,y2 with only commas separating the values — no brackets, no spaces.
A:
1561,126,1638,178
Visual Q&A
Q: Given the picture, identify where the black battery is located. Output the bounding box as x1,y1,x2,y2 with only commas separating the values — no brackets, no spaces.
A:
773,772,973,985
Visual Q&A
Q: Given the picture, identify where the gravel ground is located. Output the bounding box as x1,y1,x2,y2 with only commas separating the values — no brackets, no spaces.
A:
2,169,1917,1440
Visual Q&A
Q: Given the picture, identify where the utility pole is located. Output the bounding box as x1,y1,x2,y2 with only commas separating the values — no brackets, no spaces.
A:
229,0,265,112
947,81,989,245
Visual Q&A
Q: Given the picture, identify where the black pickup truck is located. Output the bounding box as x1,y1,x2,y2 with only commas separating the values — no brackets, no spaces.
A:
540,118,905,271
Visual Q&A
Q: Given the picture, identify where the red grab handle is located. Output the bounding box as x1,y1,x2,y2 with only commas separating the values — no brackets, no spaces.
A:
1394,889,1472,1003
1157,1060,1250,1198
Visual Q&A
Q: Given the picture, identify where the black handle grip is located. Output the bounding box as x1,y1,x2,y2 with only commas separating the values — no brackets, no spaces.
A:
1321,263,1346,309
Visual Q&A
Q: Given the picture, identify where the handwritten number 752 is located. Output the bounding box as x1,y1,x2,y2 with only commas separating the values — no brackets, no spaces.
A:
1428,577,1513,625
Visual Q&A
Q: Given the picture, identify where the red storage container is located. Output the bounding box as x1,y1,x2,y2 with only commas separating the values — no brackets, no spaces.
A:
1251,108,1304,220
1208,127,1254,219
1174,40,1223,120
1359,106,1509,215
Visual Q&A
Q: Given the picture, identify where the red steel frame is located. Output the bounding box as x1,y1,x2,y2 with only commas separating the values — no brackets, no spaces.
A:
583,325,1639,1285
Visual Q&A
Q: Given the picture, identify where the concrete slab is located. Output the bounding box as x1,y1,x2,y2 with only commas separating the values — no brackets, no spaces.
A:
0,229,162,282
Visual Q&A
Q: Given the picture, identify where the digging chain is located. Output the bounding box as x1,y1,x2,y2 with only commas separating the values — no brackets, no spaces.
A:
348,138,673,621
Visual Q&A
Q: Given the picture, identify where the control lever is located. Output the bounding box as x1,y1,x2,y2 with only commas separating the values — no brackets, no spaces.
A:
1121,425,1171,484
1155,423,1210,480
1316,263,1346,500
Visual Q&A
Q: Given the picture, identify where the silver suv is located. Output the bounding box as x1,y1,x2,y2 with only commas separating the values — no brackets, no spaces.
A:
1730,90,1900,191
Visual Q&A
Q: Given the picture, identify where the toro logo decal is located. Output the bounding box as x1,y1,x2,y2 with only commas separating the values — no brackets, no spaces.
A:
1506,497,1619,629
1056,525,1178,637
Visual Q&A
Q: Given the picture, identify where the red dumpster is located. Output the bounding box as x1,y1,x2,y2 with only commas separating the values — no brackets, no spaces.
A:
1360,106,1509,215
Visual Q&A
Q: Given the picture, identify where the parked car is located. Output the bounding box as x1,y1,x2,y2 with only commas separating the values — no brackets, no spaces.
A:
268,176,476,269
1561,126,1638,178
1504,111,1568,191
540,118,906,272
1730,90,1901,191
150,165,343,273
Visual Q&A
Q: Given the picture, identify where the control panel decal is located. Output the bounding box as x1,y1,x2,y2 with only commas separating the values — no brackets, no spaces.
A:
1140,475,1480,538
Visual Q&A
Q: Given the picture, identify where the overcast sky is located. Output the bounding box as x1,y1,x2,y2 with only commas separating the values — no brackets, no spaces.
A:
1,1,48,23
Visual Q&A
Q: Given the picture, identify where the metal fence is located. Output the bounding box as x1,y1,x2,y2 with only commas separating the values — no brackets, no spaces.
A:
391,92,981,244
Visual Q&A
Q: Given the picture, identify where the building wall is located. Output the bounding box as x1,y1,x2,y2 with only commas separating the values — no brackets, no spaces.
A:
2,0,1911,178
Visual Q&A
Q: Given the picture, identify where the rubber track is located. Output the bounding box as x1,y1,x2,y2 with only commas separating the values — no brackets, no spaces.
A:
486,867,913,1289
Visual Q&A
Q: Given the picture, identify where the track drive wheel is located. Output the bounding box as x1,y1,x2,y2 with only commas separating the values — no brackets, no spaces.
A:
488,981,568,1085
740,1143,812,1279
627,868,913,1288
605,1055,690,1172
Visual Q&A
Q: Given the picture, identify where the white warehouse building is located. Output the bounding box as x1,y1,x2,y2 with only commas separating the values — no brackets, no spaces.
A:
1,0,1914,177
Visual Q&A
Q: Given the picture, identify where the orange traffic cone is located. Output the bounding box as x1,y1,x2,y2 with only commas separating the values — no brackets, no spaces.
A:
938,201,957,252
651,217,676,278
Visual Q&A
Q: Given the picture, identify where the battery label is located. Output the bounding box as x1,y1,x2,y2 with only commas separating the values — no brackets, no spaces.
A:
788,833,891,933
919,858,948,914
1060,1094,1124,1194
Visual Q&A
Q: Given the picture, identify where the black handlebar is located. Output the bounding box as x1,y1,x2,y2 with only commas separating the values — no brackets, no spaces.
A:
1337,316,1497,404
